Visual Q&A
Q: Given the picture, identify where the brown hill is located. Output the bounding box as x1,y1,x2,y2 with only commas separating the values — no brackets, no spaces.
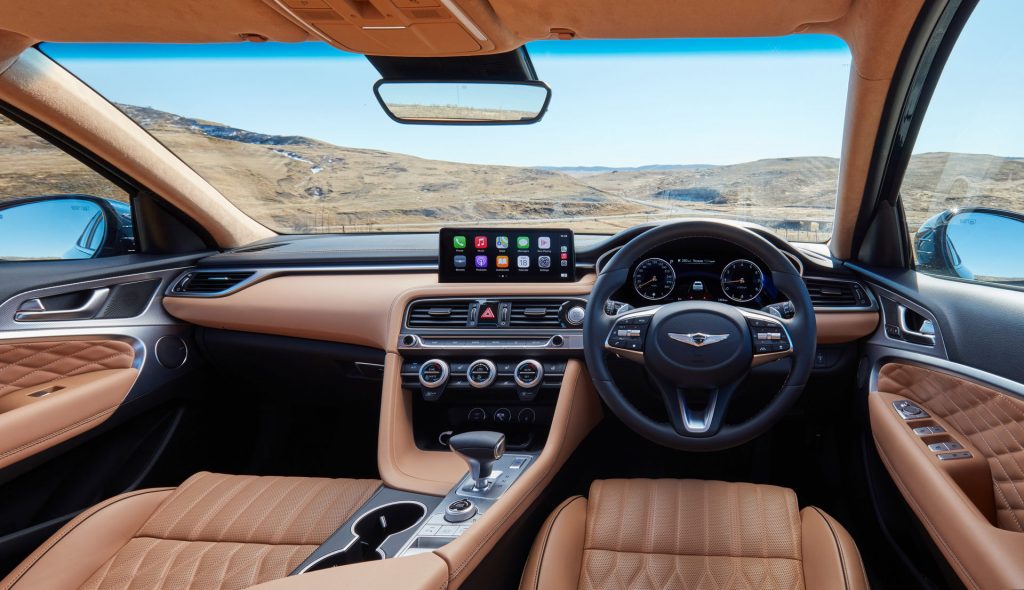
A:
3,106,1023,238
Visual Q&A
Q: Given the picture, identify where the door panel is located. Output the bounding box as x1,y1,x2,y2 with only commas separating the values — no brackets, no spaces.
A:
869,361,1024,589
0,262,205,570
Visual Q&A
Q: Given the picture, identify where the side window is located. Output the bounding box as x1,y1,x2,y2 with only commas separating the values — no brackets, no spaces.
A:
0,112,134,261
903,1,1024,286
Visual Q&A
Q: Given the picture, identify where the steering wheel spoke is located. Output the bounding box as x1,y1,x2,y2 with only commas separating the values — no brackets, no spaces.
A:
602,306,660,365
739,309,795,368
653,376,742,437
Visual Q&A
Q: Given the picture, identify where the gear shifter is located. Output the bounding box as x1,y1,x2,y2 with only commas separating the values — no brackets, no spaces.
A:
449,431,505,491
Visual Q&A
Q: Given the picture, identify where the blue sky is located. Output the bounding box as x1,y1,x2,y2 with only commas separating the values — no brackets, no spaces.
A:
41,0,1022,167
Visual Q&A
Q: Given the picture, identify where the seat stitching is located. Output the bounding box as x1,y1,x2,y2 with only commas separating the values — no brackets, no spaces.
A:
582,547,803,561
811,507,849,590
0,488,173,590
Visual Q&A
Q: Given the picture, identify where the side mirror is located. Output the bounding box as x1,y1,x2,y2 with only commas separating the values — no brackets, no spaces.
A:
915,208,1024,283
373,80,551,125
0,196,135,261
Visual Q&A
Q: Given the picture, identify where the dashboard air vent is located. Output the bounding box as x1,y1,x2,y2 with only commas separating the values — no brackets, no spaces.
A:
173,271,255,294
509,300,563,327
804,278,870,308
408,301,471,327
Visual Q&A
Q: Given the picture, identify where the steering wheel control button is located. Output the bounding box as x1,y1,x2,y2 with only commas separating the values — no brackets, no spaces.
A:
418,359,450,400
893,399,930,420
493,408,512,424
444,499,477,523
466,359,497,389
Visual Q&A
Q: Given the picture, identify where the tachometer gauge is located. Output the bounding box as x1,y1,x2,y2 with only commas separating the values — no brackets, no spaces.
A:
633,258,676,300
720,259,764,302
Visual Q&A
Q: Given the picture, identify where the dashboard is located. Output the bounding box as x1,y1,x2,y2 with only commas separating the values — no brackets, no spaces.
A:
611,237,786,310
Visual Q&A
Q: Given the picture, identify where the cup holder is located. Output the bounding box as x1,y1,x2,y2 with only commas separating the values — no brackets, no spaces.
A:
302,502,426,573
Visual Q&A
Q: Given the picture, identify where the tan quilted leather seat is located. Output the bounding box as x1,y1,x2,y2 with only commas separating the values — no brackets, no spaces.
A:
0,472,380,590
520,479,868,590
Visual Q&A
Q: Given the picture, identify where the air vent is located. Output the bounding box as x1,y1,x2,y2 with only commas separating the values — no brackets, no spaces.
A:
509,300,563,327
229,243,286,254
408,301,471,328
804,278,870,308
173,271,255,294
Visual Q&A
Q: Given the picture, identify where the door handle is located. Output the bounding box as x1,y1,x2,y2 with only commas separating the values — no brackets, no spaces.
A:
898,304,936,345
14,288,110,322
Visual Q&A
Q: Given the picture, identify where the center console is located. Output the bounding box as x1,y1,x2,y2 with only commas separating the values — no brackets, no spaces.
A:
397,296,586,452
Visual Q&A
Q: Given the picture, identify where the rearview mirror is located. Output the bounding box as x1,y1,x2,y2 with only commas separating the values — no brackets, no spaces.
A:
373,80,551,125
915,207,1024,283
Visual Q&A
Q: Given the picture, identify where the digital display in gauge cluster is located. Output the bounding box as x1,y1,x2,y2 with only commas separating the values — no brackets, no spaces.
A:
630,254,772,305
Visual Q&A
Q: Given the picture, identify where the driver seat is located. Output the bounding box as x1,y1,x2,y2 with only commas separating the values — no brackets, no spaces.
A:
520,479,867,590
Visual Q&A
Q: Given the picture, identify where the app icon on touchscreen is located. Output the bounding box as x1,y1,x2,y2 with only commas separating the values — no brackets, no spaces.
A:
538,237,551,249
474,255,488,268
517,255,530,268
495,236,509,249
453,235,466,249
453,255,467,268
516,236,530,249
538,255,551,268
496,255,509,268
474,236,488,249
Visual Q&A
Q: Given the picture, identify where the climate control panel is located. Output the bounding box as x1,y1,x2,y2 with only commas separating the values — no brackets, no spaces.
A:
403,358,565,402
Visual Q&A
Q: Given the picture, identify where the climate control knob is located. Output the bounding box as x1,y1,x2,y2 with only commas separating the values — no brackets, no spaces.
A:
466,359,497,388
418,359,450,389
514,359,544,389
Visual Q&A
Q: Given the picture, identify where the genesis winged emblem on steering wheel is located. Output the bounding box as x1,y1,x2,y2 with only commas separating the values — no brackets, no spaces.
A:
668,332,729,347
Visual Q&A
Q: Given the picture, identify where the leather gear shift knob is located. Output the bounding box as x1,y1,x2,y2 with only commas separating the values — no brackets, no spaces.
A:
448,431,505,489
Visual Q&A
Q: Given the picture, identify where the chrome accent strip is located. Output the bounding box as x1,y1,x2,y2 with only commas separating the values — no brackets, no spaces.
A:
15,288,110,322
400,333,583,352
679,390,718,434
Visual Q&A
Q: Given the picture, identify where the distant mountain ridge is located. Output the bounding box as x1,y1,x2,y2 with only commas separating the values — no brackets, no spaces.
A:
4,104,1023,236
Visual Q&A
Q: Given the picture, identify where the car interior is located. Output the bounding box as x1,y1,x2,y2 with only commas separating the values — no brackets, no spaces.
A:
0,0,1023,588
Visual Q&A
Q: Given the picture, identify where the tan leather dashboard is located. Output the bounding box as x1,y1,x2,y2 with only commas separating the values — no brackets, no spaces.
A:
0,339,139,470
871,362,1024,590
161,272,879,349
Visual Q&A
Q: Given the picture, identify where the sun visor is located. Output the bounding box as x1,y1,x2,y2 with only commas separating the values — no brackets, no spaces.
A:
367,47,537,81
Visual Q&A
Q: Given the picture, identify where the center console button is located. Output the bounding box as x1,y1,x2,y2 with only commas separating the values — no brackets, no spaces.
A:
493,408,512,424
517,408,536,424
467,407,487,422
513,359,544,389
444,498,478,523
466,359,497,388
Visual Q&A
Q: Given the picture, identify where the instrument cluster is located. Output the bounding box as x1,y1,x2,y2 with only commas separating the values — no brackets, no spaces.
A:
616,238,782,308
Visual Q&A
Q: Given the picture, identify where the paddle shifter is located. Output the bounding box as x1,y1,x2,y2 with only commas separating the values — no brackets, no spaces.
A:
449,431,505,491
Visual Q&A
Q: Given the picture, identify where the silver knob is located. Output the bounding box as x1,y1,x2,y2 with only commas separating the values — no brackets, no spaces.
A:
513,359,544,389
418,359,449,389
466,359,497,389
565,305,586,326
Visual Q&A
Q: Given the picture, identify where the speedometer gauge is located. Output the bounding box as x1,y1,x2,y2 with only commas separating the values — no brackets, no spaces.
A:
633,258,676,300
720,259,764,302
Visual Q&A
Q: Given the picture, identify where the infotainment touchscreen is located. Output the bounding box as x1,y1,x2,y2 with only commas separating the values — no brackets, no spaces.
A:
439,228,575,282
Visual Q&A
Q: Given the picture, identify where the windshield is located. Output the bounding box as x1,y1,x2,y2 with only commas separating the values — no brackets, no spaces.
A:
44,37,850,239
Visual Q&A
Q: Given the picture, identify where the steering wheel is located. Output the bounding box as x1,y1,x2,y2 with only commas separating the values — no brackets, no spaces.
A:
583,220,816,451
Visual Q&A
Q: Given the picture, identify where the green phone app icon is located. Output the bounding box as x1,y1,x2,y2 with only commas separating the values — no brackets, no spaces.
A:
453,235,467,249
516,236,530,249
